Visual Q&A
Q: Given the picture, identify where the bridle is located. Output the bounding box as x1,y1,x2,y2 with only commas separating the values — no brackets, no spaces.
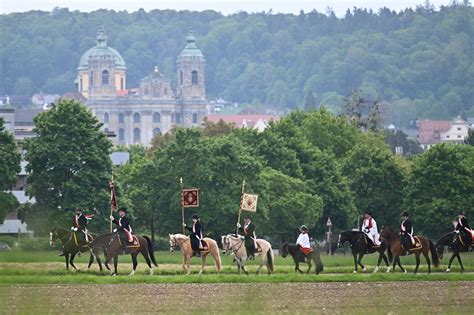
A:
223,235,245,255
169,235,188,251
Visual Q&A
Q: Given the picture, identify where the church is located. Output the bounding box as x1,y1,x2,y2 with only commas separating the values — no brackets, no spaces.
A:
76,26,208,146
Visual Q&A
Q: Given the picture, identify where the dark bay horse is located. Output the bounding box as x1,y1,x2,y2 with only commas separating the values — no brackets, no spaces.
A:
281,243,323,274
50,227,96,270
436,231,472,273
89,232,157,276
380,226,439,274
337,230,390,273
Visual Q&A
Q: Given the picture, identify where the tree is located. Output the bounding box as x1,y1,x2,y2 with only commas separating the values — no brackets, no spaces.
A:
0,117,21,191
464,128,474,146
404,144,474,237
0,117,21,222
304,91,317,111
23,99,112,234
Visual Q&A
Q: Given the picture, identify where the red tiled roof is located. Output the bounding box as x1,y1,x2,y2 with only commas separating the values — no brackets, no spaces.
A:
206,114,280,128
418,120,451,145
116,90,128,96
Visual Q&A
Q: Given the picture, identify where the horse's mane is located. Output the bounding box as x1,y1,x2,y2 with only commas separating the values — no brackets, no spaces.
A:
171,233,189,239
436,231,456,244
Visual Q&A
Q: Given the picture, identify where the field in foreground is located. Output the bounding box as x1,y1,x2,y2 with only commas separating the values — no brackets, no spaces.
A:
1,281,472,314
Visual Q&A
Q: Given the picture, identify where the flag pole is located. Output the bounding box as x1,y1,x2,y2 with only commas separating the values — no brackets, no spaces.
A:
180,177,185,234
236,180,246,235
109,175,115,232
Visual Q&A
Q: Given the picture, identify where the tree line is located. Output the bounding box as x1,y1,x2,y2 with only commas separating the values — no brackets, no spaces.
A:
1,2,474,126
2,99,473,242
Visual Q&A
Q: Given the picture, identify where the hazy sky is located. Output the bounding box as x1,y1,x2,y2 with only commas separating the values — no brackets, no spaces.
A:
0,0,454,16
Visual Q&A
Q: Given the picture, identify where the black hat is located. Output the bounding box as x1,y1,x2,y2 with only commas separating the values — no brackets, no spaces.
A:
401,211,409,217
76,207,83,212
192,214,199,219
365,210,372,216
118,207,127,213
458,210,465,216
244,216,252,220
300,225,308,231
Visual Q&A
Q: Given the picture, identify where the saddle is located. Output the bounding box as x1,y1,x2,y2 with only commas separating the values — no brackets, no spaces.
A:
119,235,140,248
198,240,210,252
402,236,422,252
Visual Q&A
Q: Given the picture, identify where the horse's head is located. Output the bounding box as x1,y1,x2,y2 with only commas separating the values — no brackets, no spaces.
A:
50,227,59,247
379,225,390,240
281,242,289,258
337,231,349,247
221,235,229,254
436,243,444,260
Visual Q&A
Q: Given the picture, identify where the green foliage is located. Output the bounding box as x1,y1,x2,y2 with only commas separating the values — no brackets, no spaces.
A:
465,128,474,145
0,192,19,223
1,5,474,125
0,117,21,191
404,144,474,237
304,91,317,111
23,99,113,235
384,129,423,155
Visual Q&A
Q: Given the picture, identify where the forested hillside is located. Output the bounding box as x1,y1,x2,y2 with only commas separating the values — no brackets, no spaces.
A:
1,2,473,126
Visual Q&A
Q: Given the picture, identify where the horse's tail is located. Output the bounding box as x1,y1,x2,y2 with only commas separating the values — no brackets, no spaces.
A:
211,239,222,272
143,235,158,267
314,247,324,274
266,248,274,273
387,244,393,263
429,239,439,268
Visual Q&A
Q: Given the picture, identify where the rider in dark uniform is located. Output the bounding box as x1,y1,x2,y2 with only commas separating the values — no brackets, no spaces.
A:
110,207,133,244
71,207,89,243
454,210,472,243
237,216,257,260
183,214,205,257
399,211,414,255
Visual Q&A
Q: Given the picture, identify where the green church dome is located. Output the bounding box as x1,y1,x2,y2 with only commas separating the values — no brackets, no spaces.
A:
78,26,126,70
178,30,204,58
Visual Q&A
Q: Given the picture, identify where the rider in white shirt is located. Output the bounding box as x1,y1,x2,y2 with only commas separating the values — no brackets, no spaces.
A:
362,210,381,246
296,225,313,256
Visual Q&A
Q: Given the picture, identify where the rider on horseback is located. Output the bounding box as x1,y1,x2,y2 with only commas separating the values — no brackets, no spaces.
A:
71,208,90,243
237,216,257,260
183,213,206,257
110,207,133,244
296,225,313,257
400,211,415,255
454,210,473,243
361,210,381,246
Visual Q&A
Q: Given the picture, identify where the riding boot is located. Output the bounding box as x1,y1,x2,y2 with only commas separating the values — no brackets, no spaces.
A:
194,250,201,258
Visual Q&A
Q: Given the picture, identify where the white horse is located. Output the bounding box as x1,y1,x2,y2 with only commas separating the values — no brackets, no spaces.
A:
169,233,222,275
221,234,275,275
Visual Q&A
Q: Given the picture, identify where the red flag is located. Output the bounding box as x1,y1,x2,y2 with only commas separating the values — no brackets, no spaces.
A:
182,189,199,208
109,179,117,211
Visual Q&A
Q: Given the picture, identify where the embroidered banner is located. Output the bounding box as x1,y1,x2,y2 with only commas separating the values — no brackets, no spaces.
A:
109,180,118,212
182,189,199,208
241,193,258,212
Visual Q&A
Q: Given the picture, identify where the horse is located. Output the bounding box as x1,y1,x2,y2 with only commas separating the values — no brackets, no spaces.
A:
379,226,439,274
50,227,96,271
436,231,472,273
281,242,323,274
89,232,157,276
169,233,222,275
337,230,390,273
221,234,275,275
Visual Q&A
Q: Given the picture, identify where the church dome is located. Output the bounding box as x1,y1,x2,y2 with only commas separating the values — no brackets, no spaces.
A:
178,30,204,58
78,26,126,70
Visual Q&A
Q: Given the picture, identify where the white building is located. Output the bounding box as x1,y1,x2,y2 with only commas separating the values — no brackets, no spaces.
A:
441,117,469,144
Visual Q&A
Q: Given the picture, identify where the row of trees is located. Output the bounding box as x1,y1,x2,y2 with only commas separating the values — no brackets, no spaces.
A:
2,3,474,125
2,99,473,241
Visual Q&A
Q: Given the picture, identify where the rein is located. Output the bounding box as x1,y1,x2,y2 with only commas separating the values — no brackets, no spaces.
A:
170,236,188,250
226,236,245,254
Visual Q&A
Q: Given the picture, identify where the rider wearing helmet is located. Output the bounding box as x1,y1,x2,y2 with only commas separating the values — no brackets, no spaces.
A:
296,225,313,256
183,214,205,257
71,207,89,243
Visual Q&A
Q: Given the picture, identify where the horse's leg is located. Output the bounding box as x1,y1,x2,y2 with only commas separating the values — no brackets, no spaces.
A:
130,253,138,276
113,255,118,276
70,253,79,271
295,262,303,274
374,252,383,273
239,258,249,276
65,252,70,271
358,253,366,272
141,248,153,275
87,253,94,270
456,253,464,273
199,253,207,275
352,250,358,273
306,259,312,274
256,255,264,275
96,255,103,272
422,249,431,274
446,253,456,272
414,252,420,274
397,256,406,273
185,255,191,275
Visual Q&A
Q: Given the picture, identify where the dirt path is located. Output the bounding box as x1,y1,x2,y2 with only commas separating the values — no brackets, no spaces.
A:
1,281,472,314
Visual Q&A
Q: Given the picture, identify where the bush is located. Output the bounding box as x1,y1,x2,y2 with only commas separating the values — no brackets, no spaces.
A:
0,235,17,247
19,237,52,251
153,237,170,251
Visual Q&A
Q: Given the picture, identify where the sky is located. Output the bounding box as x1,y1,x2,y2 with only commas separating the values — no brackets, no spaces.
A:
0,0,454,16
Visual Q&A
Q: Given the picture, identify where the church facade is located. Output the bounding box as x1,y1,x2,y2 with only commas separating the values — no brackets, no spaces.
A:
77,27,207,146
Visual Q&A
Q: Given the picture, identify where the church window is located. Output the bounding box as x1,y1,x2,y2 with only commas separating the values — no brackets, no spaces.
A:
120,77,124,90
102,70,109,85
133,112,140,123
119,113,124,123
175,113,181,124
79,78,83,92
192,113,198,124
180,71,183,85
133,128,141,143
153,128,161,137
89,71,94,87
153,112,161,123
119,129,125,142
191,70,198,85
104,112,109,123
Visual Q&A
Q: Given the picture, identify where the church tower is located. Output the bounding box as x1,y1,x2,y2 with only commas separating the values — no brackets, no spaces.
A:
176,30,206,100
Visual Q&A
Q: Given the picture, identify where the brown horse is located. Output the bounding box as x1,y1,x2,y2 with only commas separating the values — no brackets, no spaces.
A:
380,226,439,274
169,233,222,275
89,232,157,276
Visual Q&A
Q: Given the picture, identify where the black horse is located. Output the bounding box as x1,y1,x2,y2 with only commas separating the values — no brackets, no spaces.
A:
436,231,472,273
281,243,323,274
337,230,390,273
50,227,97,271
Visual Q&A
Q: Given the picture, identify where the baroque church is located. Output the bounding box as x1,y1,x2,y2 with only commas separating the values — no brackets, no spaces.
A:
76,26,207,146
